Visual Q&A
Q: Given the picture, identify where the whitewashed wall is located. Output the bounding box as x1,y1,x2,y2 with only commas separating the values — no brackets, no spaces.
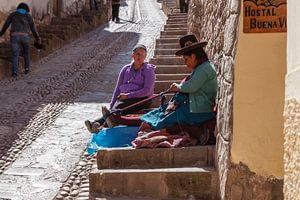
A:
284,1,300,200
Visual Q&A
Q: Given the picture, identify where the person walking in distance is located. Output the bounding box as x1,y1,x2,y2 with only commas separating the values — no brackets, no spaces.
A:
0,2,41,77
112,0,121,22
179,0,189,13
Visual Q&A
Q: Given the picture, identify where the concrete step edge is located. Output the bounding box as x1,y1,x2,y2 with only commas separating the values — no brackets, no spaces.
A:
93,167,216,173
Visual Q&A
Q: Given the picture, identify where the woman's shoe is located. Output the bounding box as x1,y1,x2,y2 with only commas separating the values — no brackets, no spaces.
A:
91,122,102,133
84,120,93,133
102,106,118,128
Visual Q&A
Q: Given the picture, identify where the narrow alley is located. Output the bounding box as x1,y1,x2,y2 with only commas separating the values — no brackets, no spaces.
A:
0,0,295,199
0,0,166,199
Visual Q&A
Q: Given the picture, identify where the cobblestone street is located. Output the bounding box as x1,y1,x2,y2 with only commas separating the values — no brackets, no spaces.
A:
0,0,166,199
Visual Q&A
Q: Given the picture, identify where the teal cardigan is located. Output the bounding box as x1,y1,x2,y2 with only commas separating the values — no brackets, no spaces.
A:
175,61,217,113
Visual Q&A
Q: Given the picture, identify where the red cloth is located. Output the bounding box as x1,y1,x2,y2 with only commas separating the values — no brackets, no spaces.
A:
132,129,197,149
113,114,142,126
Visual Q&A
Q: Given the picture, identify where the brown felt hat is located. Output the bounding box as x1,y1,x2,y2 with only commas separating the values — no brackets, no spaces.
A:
175,34,207,56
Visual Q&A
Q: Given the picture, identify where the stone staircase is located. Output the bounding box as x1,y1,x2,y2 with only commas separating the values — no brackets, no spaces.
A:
89,146,217,200
151,5,191,106
0,9,109,79
89,2,218,200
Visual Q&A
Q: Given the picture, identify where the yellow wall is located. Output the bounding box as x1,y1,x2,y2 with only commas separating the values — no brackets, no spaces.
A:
232,8,286,177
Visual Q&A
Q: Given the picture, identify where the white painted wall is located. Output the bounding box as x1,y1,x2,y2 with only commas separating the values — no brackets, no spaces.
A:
0,0,49,16
284,1,300,200
286,0,300,100
0,0,87,19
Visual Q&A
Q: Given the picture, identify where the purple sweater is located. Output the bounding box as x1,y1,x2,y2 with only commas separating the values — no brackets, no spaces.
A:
110,62,156,108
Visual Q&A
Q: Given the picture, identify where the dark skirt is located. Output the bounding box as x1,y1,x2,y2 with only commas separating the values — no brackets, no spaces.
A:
140,93,215,130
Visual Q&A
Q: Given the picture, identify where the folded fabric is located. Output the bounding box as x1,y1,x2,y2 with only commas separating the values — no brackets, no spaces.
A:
132,129,197,149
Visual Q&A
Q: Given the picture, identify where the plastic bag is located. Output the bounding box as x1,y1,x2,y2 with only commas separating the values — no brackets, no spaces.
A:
87,125,139,155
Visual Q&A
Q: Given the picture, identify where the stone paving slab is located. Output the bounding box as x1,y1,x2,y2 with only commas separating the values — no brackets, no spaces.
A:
0,103,102,200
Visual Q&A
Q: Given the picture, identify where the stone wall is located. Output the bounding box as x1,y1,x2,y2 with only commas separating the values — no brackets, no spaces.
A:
0,0,111,79
0,0,87,42
226,163,283,200
284,99,300,200
0,0,52,23
187,0,241,198
63,0,86,15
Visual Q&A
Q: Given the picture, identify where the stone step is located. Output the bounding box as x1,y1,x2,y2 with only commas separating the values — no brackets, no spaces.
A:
154,80,181,93
50,20,83,29
171,9,187,13
39,30,70,40
0,43,10,48
89,197,158,200
0,47,10,55
155,65,191,74
51,16,84,23
160,34,182,38
166,20,187,25
165,24,187,29
0,45,38,60
39,32,56,39
39,24,73,31
151,57,184,65
167,15,187,19
39,25,79,37
0,55,13,61
156,43,180,49
166,18,187,22
161,29,187,36
82,14,103,27
167,17,187,21
165,2,176,5
0,59,11,79
50,19,81,26
89,167,217,200
154,48,178,56
154,52,179,57
156,38,179,44
156,73,188,80
168,13,188,17
41,35,65,52
163,27,188,32
96,146,215,169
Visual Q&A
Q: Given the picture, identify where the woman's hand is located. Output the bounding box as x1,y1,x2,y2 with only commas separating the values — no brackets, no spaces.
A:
164,102,178,115
118,93,128,101
169,83,179,92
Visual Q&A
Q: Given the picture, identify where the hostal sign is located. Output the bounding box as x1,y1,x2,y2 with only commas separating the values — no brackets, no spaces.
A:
243,0,287,33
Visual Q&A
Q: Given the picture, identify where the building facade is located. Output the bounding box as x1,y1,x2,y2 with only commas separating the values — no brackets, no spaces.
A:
188,0,296,199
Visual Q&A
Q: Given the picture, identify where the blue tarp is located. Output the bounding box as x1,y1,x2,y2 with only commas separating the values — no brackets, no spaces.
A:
87,125,139,155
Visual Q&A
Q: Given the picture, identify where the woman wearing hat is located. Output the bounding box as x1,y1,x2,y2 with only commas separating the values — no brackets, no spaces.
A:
140,34,217,131
85,44,156,132
0,2,41,77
